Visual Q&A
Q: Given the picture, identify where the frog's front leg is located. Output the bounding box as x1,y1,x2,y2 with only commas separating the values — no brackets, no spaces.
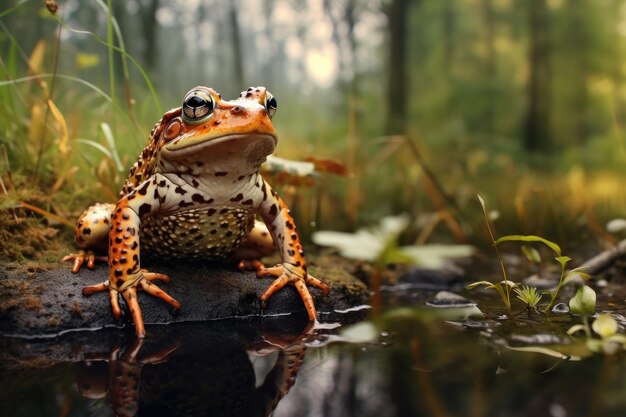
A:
82,174,181,337
256,180,330,321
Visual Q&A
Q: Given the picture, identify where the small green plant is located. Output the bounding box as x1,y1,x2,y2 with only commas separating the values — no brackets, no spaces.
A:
513,285,543,310
466,195,514,315
468,195,590,315
567,293,626,355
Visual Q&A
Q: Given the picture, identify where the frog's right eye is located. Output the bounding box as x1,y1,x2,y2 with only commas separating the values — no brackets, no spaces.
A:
182,89,215,124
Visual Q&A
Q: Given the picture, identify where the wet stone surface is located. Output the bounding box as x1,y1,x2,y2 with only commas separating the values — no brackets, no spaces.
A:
0,261,369,337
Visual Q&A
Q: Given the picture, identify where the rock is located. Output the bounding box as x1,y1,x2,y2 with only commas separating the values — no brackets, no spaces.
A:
426,290,475,307
398,265,466,290
0,261,369,337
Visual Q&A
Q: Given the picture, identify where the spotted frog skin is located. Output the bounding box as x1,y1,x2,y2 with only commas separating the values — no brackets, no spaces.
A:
64,86,330,337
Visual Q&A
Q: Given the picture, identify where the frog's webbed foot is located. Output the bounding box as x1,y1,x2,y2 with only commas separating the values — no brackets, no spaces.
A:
82,270,181,338
62,250,108,273
237,259,265,272
257,263,330,321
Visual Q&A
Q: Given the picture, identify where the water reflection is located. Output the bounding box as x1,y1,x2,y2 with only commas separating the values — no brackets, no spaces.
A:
4,311,626,416
71,320,313,417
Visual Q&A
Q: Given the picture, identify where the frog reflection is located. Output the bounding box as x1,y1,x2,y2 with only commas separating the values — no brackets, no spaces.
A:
74,323,311,417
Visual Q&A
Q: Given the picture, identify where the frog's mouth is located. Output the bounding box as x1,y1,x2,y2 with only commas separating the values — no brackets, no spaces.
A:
161,133,277,161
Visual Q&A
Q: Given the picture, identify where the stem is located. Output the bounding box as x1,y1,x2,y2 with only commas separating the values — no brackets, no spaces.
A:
543,260,566,313
480,200,512,315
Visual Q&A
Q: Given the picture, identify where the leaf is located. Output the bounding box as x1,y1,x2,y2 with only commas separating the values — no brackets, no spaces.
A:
521,245,542,263
305,156,350,176
311,230,382,262
592,314,618,338
567,324,587,336
569,285,596,316
606,218,626,233
28,40,46,74
506,346,582,361
555,256,572,269
263,155,316,177
466,280,497,290
477,194,486,211
47,99,70,153
77,139,113,159
76,53,101,69
399,244,475,268
495,235,562,257
563,269,591,285
100,122,123,171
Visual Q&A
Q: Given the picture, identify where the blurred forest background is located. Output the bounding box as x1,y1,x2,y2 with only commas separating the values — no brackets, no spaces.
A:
3,0,626,251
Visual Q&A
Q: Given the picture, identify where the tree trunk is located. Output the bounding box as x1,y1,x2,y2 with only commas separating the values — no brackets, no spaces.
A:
523,0,551,152
385,0,413,135
229,1,245,87
141,0,160,71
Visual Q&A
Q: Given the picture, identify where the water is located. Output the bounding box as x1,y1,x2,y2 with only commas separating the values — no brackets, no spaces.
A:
2,284,626,417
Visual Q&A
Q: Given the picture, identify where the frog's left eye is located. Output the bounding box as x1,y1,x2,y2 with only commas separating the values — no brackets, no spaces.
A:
264,94,277,119
182,90,215,124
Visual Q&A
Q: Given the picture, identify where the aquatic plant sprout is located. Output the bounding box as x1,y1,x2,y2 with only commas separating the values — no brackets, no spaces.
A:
469,195,590,314
513,285,543,310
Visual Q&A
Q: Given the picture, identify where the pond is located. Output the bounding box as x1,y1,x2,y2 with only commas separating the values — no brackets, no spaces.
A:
3,274,626,417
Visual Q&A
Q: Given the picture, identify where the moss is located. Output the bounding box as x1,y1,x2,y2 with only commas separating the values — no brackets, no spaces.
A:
0,182,76,267
309,265,368,297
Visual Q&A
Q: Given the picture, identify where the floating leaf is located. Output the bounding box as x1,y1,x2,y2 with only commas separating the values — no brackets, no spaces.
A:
606,218,626,233
592,314,618,338
569,285,596,316
495,235,562,257
312,215,410,263
399,244,475,269
567,324,587,336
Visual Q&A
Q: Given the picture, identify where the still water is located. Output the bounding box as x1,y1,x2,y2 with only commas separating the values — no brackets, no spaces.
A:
2,286,626,417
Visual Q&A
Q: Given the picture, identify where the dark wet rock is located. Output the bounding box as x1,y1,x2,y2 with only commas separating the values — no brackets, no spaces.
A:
551,303,570,315
391,265,466,291
522,274,558,289
426,291,475,308
0,262,368,337
448,319,501,330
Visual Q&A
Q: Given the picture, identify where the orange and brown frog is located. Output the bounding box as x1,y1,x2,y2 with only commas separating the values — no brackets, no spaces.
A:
64,86,330,337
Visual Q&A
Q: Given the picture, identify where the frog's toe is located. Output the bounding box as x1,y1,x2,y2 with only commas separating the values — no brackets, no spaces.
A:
237,259,265,272
140,270,171,283
121,286,146,338
259,265,327,321
138,278,181,310
306,274,331,295
63,250,107,273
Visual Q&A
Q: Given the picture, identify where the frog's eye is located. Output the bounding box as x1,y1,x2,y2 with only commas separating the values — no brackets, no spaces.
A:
264,94,277,119
182,90,215,124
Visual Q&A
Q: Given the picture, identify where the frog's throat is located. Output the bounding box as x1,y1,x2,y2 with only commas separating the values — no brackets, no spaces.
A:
161,133,277,160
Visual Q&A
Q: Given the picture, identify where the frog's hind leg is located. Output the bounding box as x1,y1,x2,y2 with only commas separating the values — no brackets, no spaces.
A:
63,203,113,272
235,220,276,271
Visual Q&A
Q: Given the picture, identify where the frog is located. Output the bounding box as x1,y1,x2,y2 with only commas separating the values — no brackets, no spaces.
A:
63,86,330,337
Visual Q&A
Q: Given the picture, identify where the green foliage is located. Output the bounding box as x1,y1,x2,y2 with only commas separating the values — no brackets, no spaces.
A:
469,195,592,316
513,285,543,310
569,285,596,316
568,313,626,355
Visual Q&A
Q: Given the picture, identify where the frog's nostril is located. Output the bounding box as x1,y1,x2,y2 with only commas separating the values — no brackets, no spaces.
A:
232,106,242,114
